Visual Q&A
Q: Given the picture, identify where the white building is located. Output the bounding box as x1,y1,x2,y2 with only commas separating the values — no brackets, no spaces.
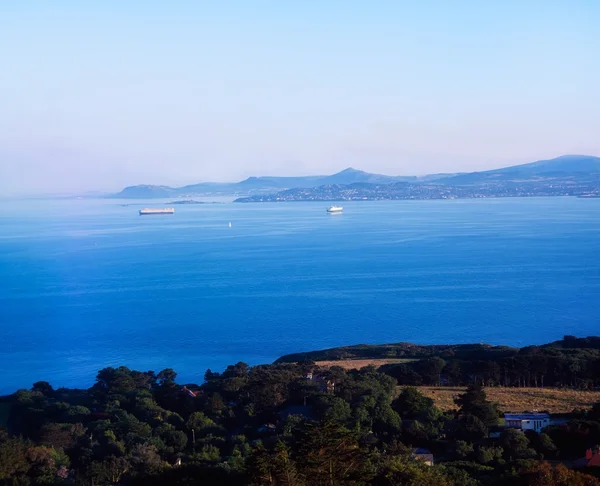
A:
504,413,550,433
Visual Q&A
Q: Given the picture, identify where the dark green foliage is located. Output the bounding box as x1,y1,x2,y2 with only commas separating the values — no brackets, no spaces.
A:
545,419,600,459
500,429,539,460
295,421,373,485
448,414,489,442
452,440,474,459
2,345,600,485
392,387,434,419
476,445,504,464
455,384,499,428
279,336,600,389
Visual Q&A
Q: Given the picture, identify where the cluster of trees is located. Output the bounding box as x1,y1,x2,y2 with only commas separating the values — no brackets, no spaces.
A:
1,361,600,485
281,336,600,389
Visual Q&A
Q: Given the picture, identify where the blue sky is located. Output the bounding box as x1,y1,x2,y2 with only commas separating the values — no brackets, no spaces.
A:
1,1,599,194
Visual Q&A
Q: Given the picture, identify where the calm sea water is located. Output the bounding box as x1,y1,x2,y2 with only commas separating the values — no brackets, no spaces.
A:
1,197,599,393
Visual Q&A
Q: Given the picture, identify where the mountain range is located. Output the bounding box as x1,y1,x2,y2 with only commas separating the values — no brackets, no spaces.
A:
114,169,458,198
114,155,600,199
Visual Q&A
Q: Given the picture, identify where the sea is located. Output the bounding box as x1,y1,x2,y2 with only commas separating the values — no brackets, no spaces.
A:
0,197,599,394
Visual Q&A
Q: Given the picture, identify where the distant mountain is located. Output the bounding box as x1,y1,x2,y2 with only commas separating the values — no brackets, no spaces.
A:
114,168,408,198
116,184,177,198
317,167,406,185
235,154,600,202
113,155,599,198
496,154,600,173
435,155,600,185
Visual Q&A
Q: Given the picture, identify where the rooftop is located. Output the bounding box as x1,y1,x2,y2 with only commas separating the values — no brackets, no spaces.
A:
504,413,550,420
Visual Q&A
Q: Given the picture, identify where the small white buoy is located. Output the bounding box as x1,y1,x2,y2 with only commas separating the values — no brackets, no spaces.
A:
228,222,232,228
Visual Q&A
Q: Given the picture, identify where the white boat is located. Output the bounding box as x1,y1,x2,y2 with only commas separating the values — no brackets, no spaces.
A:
139,208,175,215
326,205,343,213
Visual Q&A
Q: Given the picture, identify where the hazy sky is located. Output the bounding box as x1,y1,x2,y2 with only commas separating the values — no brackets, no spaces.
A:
1,1,599,194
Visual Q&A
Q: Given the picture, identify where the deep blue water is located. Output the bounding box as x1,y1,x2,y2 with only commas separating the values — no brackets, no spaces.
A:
0,197,599,393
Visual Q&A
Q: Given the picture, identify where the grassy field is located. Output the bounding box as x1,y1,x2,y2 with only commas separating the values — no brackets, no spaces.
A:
315,358,415,370
417,386,600,413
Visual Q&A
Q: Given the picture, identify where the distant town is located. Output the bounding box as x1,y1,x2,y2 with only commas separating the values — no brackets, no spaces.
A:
233,179,600,203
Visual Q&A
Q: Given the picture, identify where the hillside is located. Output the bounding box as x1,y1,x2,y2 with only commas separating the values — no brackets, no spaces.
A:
435,155,600,185
276,336,600,364
2,336,600,485
114,168,402,198
114,155,600,198
114,155,600,196
275,342,519,363
496,154,600,174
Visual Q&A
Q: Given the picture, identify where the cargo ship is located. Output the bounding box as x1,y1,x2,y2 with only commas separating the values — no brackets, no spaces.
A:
139,208,175,215
326,205,343,213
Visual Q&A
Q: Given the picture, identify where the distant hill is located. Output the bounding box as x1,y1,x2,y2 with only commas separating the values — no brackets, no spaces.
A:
275,335,600,363
113,155,599,198
116,184,177,198
495,154,600,174
435,155,600,185
114,168,409,198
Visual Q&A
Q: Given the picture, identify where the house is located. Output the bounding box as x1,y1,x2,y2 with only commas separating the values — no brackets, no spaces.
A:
412,448,434,466
504,413,550,433
305,372,336,394
585,448,600,468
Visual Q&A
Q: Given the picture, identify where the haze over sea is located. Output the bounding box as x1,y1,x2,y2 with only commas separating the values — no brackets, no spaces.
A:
1,197,599,393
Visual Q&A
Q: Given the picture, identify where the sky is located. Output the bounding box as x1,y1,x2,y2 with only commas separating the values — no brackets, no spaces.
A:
1,1,599,195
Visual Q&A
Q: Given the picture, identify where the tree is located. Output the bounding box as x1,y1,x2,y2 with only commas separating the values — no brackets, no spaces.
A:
91,455,130,484
186,411,224,443
39,422,86,449
130,443,165,476
32,381,54,396
323,397,352,424
455,384,499,428
374,455,454,486
282,415,305,437
452,440,474,459
249,443,275,485
527,431,558,459
273,441,304,486
447,414,488,442
476,445,503,464
417,357,446,385
197,444,221,463
223,362,250,378
95,366,137,397
157,368,177,387
154,423,188,453
392,387,433,419
443,360,463,385
0,432,30,481
520,461,600,485
205,392,226,416
373,402,402,435
296,421,372,485
186,412,213,430
26,445,67,484
500,429,538,460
